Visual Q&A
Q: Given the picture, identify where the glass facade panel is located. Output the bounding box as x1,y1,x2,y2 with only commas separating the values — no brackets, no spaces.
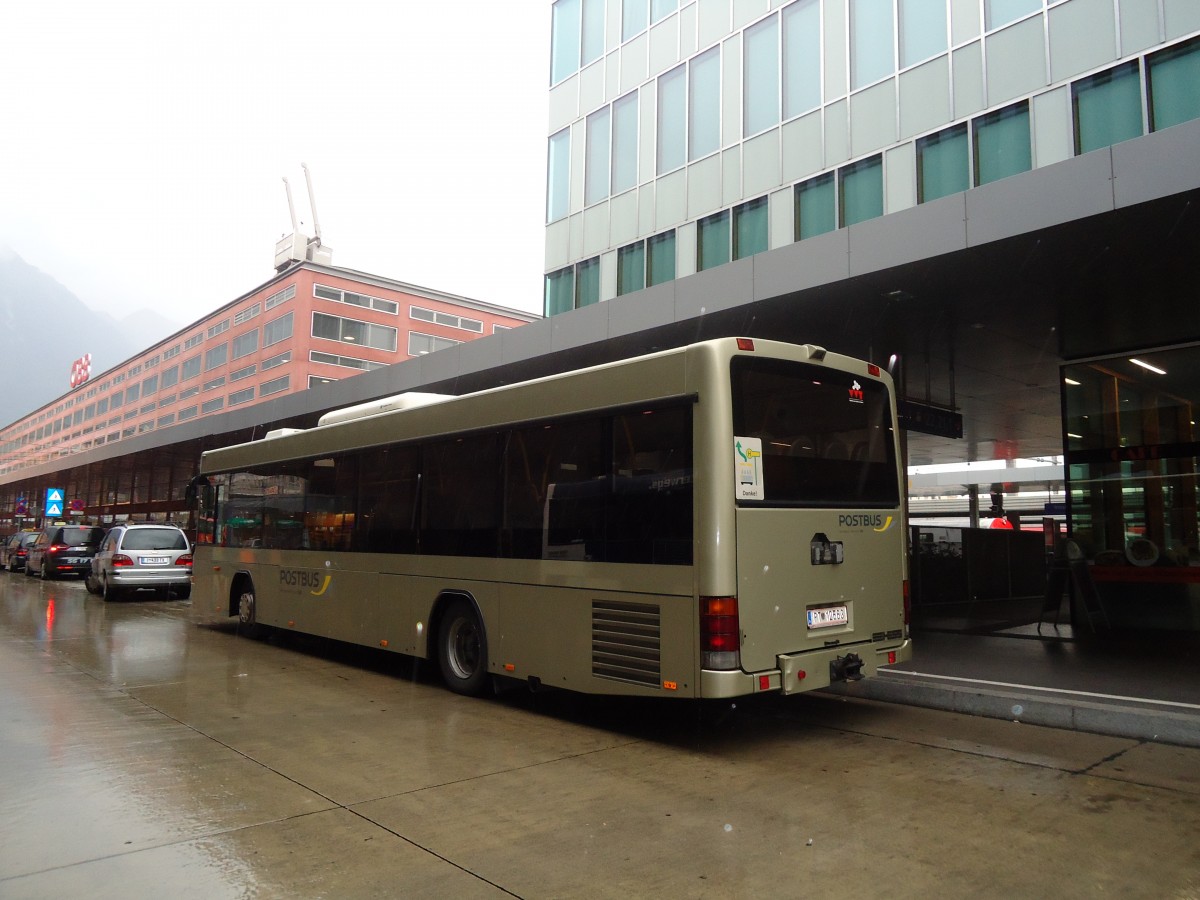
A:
690,46,721,160
1149,38,1200,132
986,0,1040,30
899,0,947,69
744,16,780,135
651,0,677,21
974,102,1031,186
1063,348,1200,630
617,242,646,295
623,0,647,40
851,0,895,89
576,257,600,307
647,230,676,286
545,268,574,316
840,156,883,226
1074,62,1143,154
783,0,821,118
582,0,605,67
733,197,768,260
697,211,730,271
547,129,571,222
658,65,686,173
585,107,611,205
551,0,581,85
917,124,969,202
612,92,639,193
794,173,836,240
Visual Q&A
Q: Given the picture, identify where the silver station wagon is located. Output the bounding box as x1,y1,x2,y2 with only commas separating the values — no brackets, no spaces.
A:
88,523,193,601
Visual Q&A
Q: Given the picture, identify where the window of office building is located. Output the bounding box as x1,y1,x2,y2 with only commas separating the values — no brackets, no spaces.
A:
734,196,769,260
178,405,198,422
744,15,779,136
141,374,158,397
409,307,483,333
181,354,201,381
265,284,296,310
652,0,676,20
647,230,676,287
550,0,605,84
545,267,574,316
1148,38,1200,132
312,312,397,352
231,364,257,382
161,365,179,389
850,0,895,89
840,156,884,226
232,330,259,361
311,351,387,371
917,124,969,202
974,101,1031,185
314,285,399,315
260,375,290,397
658,64,686,173
262,351,291,370
794,173,836,240
985,0,1039,31
229,388,255,406
204,376,226,392
900,0,947,69
585,106,611,206
263,312,293,348
204,342,228,372
690,46,721,160
551,0,581,85
125,383,141,404
612,92,639,194
201,397,224,415
576,257,600,307
1074,62,1143,155
697,210,731,272
617,242,646,296
409,333,462,356
783,0,821,118
547,128,571,222
622,0,647,41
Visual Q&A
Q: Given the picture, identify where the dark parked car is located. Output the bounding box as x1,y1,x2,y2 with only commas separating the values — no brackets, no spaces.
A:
87,523,192,600
25,525,106,579
1,530,41,573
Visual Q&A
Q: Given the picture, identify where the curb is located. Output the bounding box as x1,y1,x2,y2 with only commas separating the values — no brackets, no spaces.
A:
824,670,1200,748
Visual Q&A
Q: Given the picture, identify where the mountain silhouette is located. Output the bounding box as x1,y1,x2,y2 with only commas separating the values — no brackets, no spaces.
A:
0,249,180,429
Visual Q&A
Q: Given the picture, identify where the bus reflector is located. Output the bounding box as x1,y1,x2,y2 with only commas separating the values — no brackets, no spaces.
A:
736,338,754,351
663,680,678,691
701,596,740,670
504,663,516,672
903,579,911,625
867,363,881,376
759,675,770,691
380,640,389,648
888,651,896,665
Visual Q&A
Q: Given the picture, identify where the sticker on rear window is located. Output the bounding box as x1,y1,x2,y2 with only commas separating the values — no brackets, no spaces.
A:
735,436,763,500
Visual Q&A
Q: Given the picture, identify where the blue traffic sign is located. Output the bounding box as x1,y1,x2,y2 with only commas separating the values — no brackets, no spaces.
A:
45,488,64,518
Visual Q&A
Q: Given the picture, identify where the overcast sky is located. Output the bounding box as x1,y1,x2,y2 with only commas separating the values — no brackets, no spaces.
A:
0,1,551,325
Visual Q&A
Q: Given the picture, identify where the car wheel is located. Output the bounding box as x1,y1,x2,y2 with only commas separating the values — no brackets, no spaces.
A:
40,560,54,580
102,575,121,602
175,585,191,601
437,598,489,697
85,573,100,595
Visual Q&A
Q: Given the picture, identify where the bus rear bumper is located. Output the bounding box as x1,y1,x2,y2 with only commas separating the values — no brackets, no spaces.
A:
700,639,912,699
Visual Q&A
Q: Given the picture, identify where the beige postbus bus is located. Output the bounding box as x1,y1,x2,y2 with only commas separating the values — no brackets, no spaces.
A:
192,337,911,698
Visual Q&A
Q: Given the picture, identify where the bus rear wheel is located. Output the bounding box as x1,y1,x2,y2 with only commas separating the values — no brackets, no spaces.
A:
438,599,488,697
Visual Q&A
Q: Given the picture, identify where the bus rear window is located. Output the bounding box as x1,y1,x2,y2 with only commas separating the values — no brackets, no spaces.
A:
731,357,899,507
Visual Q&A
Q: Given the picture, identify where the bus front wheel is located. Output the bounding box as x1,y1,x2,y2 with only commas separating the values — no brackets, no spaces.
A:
237,581,266,640
437,599,488,697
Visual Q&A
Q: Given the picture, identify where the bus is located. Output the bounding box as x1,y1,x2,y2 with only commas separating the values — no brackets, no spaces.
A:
192,337,910,698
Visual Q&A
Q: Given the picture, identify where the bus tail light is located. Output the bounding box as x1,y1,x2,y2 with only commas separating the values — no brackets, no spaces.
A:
902,579,911,626
701,596,740,670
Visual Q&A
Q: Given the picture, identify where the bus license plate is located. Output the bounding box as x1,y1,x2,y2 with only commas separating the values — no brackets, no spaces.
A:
140,557,169,565
807,606,848,629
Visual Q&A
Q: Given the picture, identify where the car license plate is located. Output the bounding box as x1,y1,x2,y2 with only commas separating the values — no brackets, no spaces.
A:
807,605,848,629
63,557,82,565
140,557,169,565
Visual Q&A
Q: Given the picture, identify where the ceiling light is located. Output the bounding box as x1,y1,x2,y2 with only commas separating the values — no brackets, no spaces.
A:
1130,358,1166,375
1064,377,1081,386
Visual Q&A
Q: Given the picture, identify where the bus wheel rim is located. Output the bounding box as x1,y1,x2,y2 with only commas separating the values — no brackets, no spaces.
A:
447,618,480,680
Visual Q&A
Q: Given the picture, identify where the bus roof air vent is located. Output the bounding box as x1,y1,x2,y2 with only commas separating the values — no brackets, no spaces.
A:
317,392,454,427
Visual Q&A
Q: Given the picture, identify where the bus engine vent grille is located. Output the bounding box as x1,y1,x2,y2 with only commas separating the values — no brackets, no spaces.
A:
592,601,661,687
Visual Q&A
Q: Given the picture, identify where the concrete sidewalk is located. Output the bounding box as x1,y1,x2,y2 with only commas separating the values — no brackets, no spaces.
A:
828,628,1200,747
